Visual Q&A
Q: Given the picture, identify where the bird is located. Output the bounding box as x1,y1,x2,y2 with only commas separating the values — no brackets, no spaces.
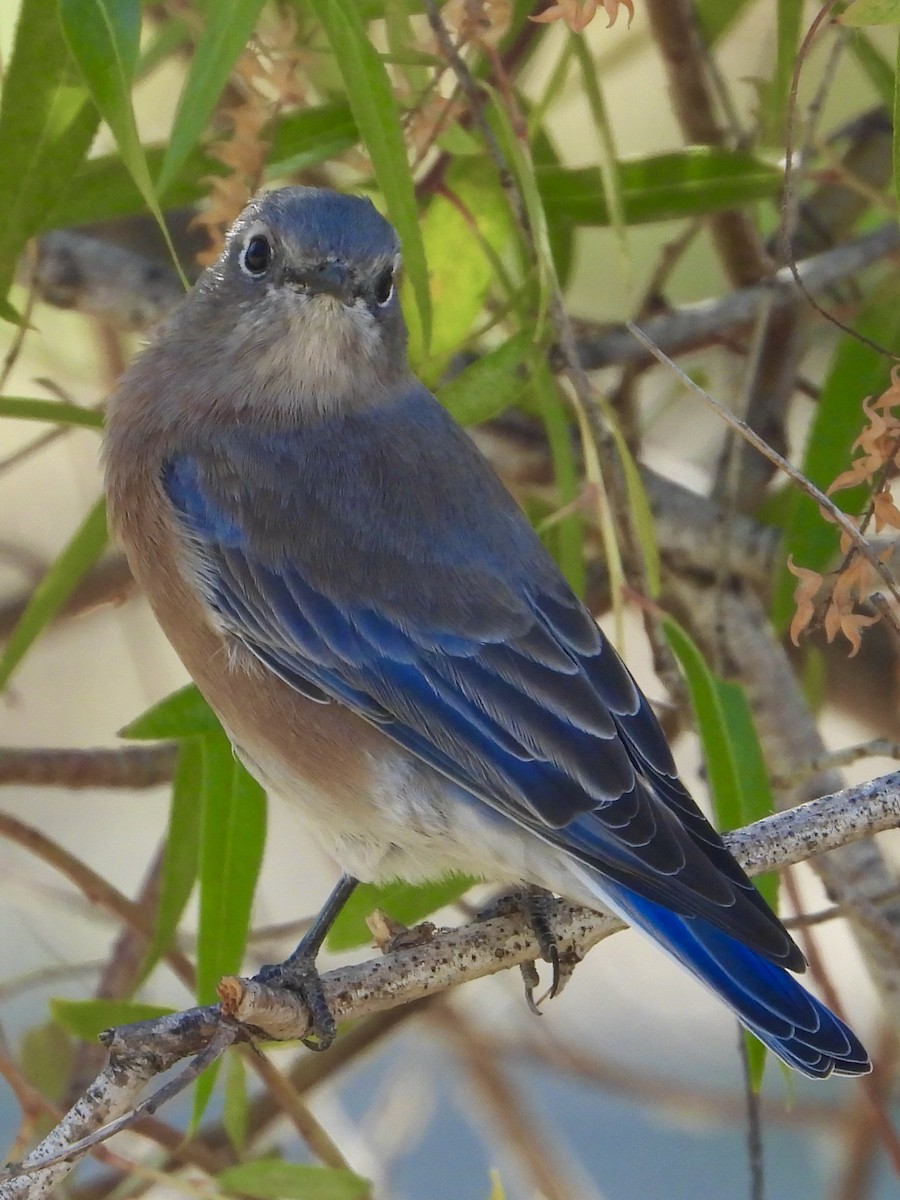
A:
104,186,869,1078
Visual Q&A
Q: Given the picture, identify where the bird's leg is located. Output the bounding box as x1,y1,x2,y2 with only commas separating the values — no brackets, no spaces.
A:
476,885,562,1011
255,874,358,1051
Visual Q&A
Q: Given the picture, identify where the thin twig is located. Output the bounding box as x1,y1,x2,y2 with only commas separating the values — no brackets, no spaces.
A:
781,0,896,357
625,320,900,625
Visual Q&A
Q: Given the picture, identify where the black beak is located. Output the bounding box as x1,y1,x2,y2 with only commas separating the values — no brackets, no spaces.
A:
288,260,354,304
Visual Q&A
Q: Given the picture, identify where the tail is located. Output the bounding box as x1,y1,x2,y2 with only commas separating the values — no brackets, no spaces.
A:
599,884,870,1078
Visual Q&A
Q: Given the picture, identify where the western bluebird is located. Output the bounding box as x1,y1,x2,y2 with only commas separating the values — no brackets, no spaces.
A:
104,187,869,1077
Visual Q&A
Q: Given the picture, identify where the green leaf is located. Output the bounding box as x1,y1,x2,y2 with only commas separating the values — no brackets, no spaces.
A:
714,682,777,909
269,103,359,175
0,497,108,689
696,0,755,42
770,275,900,628
120,684,223,740
223,1051,249,1153
0,0,98,304
661,617,778,1084
596,397,661,599
533,355,585,597
58,0,184,280
571,34,625,249
406,163,514,378
50,998,174,1042
0,298,23,325
895,32,900,217
309,0,431,344
328,873,476,951
43,143,217,230
438,331,532,426
848,31,896,108
20,1021,74,1104
197,736,266,1002
756,0,804,144
193,737,265,1122
531,125,575,286
538,149,782,227
43,104,359,232
488,92,555,326
840,0,900,24
661,617,743,827
218,1159,370,1200
156,0,268,195
0,396,104,429
138,740,204,983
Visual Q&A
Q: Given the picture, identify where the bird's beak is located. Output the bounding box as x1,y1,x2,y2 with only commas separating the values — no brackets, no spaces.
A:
288,261,355,305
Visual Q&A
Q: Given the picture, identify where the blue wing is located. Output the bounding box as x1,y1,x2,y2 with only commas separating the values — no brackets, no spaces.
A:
160,385,873,1077
162,386,798,970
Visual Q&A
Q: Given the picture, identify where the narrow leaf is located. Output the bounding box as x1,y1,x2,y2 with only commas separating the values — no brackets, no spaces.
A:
405,163,514,377
714,682,777,909
661,617,743,825
50,999,173,1042
488,92,555,327
120,684,222,740
309,0,431,343
760,0,803,143
193,736,265,1122
0,396,103,429
840,0,900,24
0,498,108,689
138,740,204,983
696,0,755,42
533,355,585,597
596,397,661,599
662,618,777,1082
770,275,900,628
438,331,532,426
156,0,267,195
848,31,896,107
269,103,358,175
538,149,782,227
59,0,184,280
328,873,476,951
0,0,98,303
45,104,359,232
20,1022,74,1104
223,1051,249,1153
219,1159,370,1200
197,735,266,1002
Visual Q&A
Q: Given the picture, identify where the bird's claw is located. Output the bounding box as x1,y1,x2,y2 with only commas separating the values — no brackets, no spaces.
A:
255,958,337,1051
478,886,568,1007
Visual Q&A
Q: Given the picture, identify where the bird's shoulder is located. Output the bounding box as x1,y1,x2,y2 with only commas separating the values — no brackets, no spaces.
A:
166,380,557,590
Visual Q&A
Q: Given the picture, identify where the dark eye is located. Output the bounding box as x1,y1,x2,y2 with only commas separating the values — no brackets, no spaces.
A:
243,234,272,276
372,266,394,306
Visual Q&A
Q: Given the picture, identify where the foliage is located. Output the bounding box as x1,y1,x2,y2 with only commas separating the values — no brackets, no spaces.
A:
1,0,899,1196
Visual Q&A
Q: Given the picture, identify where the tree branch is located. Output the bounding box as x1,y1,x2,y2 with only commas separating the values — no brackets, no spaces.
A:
2,770,898,1198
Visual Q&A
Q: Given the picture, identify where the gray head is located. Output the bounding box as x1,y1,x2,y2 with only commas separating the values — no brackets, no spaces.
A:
188,188,410,416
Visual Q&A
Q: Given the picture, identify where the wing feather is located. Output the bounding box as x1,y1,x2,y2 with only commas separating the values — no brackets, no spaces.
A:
162,389,802,969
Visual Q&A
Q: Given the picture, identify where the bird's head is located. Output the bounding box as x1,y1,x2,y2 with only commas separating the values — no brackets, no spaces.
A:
195,187,409,413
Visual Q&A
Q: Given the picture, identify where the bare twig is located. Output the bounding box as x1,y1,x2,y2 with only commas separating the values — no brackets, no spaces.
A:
626,320,900,625
0,745,177,790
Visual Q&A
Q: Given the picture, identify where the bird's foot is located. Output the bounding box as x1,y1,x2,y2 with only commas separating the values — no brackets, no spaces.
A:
254,956,336,1051
477,886,566,1010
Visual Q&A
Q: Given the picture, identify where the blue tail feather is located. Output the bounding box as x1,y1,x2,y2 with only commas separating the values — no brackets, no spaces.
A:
602,885,869,1079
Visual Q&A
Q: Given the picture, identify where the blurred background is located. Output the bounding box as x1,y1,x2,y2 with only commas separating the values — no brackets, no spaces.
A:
1,1,899,1197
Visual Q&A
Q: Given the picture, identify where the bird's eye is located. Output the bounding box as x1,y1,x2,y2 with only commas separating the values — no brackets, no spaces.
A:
372,266,394,306
242,235,272,276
